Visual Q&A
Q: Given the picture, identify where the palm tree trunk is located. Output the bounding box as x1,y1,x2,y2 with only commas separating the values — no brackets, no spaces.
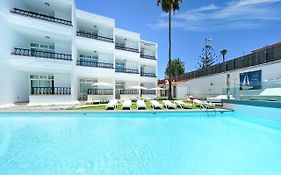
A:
168,9,172,100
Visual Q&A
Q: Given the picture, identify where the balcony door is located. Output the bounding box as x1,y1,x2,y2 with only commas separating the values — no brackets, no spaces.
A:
30,42,55,57
79,79,97,100
79,53,98,67
115,82,124,99
116,61,125,71
30,75,54,95
80,52,98,61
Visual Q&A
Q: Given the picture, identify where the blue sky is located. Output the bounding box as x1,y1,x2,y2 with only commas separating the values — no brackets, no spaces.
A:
75,0,281,79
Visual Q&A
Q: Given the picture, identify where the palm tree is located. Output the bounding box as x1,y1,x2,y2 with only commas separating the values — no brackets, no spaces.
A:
220,49,228,63
156,0,182,99
165,57,185,77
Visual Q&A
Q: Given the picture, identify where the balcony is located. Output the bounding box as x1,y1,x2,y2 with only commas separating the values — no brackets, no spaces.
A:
140,53,156,60
141,72,156,77
77,30,114,43
115,68,139,74
77,59,114,69
141,89,156,95
31,87,71,95
120,90,139,95
12,48,72,61
10,8,72,26
88,89,113,95
115,43,139,53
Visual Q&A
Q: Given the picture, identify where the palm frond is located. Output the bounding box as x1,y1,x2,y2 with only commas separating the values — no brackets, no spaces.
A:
156,0,183,13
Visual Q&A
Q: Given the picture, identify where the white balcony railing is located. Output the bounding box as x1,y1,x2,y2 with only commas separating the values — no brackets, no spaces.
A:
10,8,72,26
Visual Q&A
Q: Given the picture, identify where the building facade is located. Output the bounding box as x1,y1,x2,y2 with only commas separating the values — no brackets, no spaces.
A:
0,0,158,106
159,42,281,99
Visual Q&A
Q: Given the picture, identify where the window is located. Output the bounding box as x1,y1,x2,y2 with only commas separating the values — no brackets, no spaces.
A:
30,43,39,48
30,42,55,52
116,62,125,69
30,74,53,88
79,53,98,62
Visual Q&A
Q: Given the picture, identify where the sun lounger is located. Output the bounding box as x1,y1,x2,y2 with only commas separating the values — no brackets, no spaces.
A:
193,99,215,109
106,99,118,110
137,100,146,110
174,100,193,109
240,88,281,101
151,100,163,109
122,100,132,110
206,95,234,103
162,100,177,109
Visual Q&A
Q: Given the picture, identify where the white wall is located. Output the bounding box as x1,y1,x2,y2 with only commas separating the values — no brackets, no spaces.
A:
29,95,73,105
125,81,139,89
87,95,113,102
54,7,72,21
54,74,71,87
0,16,16,106
175,61,281,99
55,42,71,54
99,53,113,63
142,66,155,73
126,61,139,69
13,71,29,102
223,103,281,120
141,82,155,89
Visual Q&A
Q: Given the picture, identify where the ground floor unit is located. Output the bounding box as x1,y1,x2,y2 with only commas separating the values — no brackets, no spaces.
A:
0,69,157,106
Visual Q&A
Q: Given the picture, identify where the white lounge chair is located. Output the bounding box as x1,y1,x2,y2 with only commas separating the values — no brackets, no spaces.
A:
162,100,177,109
137,100,146,110
106,99,118,110
240,88,281,101
174,100,193,109
193,99,215,109
151,100,163,109
122,100,132,110
206,95,234,103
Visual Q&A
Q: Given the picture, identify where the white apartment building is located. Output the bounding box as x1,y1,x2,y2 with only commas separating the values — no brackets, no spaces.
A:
0,0,158,106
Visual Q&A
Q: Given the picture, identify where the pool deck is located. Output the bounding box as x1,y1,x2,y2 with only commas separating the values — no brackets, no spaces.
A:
0,102,233,113
0,108,232,113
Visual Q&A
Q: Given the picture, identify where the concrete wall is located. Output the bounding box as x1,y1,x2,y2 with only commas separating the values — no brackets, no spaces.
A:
120,95,138,100
87,95,114,102
175,61,281,99
0,14,16,106
222,102,281,131
29,95,73,105
54,74,71,87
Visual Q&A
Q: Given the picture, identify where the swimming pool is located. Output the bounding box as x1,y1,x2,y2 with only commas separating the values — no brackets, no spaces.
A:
0,111,281,175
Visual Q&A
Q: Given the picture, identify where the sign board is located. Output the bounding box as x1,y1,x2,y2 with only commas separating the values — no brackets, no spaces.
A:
240,70,262,90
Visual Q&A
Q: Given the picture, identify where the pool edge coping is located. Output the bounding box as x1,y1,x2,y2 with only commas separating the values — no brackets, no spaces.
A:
0,109,233,114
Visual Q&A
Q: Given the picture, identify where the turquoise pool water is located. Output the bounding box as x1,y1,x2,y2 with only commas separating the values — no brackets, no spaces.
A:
0,112,281,175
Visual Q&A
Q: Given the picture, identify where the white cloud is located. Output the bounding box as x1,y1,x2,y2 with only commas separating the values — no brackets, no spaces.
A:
150,0,281,31
190,4,220,12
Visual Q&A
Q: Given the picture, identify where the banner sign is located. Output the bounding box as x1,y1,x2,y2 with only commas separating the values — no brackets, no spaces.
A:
240,70,262,90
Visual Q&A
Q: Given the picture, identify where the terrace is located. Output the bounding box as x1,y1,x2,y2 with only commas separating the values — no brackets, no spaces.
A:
77,51,114,69
13,47,72,61
31,87,71,95
115,68,139,74
76,30,114,43
141,72,157,77
11,8,72,26
115,43,139,53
